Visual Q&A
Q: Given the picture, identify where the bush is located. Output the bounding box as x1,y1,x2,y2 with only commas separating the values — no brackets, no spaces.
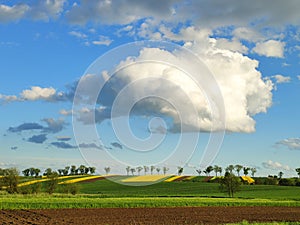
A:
60,184,79,195
219,172,241,197
254,177,278,185
2,168,19,194
279,178,295,186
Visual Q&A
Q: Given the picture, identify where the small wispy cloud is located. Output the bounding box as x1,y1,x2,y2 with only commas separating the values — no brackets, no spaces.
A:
27,134,47,144
69,31,87,39
51,141,77,149
111,142,123,149
275,138,300,150
92,35,112,46
272,74,291,84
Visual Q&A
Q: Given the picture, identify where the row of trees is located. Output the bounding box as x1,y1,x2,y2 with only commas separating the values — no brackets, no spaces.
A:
21,165,96,178
195,165,257,177
0,167,79,195
125,166,172,176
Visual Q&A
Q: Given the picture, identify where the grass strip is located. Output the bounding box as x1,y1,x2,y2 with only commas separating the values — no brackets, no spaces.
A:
1,196,300,209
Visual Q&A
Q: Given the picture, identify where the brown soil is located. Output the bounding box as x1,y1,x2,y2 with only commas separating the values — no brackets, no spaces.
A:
1,206,300,225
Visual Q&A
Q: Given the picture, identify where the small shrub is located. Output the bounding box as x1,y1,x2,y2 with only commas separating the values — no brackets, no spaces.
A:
279,178,295,186
60,184,79,195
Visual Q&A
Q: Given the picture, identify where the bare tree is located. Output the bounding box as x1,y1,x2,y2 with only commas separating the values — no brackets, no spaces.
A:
156,167,161,174
163,166,169,175
104,167,111,175
177,167,183,175
126,166,130,176
136,166,143,175
150,166,155,175
143,166,149,175
296,168,300,178
235,165,243,176
250,168,257,177
243,167,250,176
130,168,136,175
195,169,201,176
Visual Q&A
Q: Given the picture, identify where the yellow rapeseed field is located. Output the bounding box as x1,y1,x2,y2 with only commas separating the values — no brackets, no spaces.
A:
122,175,169,182
58,175,102,184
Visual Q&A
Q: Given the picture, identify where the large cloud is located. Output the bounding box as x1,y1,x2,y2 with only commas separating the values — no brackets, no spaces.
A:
65,0,300,29
0,0,65,23
74,27,273,133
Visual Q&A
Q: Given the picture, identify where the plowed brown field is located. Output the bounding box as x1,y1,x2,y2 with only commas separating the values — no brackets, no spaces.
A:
1,206,300,225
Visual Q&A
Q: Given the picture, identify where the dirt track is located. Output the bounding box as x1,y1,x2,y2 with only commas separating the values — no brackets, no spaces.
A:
1,206,300,224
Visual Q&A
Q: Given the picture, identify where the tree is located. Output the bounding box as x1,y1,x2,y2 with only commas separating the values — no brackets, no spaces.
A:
104,167,111,175
296,168,300,178
79,165,86,175
70,165,77,175
278,171,284,179
84,166,90,174
2,168,19,194
150,166,155,175
126,166,130,176
29,167,36,177
46,171,59,194
44,168,53,177
250,168,257,177
178,167,183,175
243,167,250,176
136,166,143,175
205,166,213,176
156,167,161,174
143,166,149,175
22,168,30,177
226,165,235,174
219,172,241,197
130,168,136,175
57,169,64,176
89,167,96,175
33,168,40,177
213,165,222,176
163,166,169,175
235,165,243,176
196,169,202,176
63,166,70,176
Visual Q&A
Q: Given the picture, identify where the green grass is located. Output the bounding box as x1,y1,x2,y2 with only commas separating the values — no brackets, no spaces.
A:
1,194,300,209
76,177,300,200
2,176,300,210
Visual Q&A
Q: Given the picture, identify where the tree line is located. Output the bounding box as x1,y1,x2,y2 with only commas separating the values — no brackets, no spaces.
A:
21,165,96,178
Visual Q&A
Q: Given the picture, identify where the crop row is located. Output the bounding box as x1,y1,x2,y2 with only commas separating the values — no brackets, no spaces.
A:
1,196,300,210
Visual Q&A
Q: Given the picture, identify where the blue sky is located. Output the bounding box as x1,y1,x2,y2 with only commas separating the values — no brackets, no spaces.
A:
1,0,300,177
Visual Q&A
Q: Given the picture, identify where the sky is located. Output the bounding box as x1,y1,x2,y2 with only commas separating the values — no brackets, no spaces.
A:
0,0,300,177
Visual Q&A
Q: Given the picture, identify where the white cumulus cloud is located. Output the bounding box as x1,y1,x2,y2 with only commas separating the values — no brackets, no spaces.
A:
262,160,292,171
21,86,57,101
252,40,285,58
74,27,274,133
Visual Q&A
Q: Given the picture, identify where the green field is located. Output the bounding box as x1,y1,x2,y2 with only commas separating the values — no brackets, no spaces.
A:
1,176,300,209
1,194,300,210
77,176,300,200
